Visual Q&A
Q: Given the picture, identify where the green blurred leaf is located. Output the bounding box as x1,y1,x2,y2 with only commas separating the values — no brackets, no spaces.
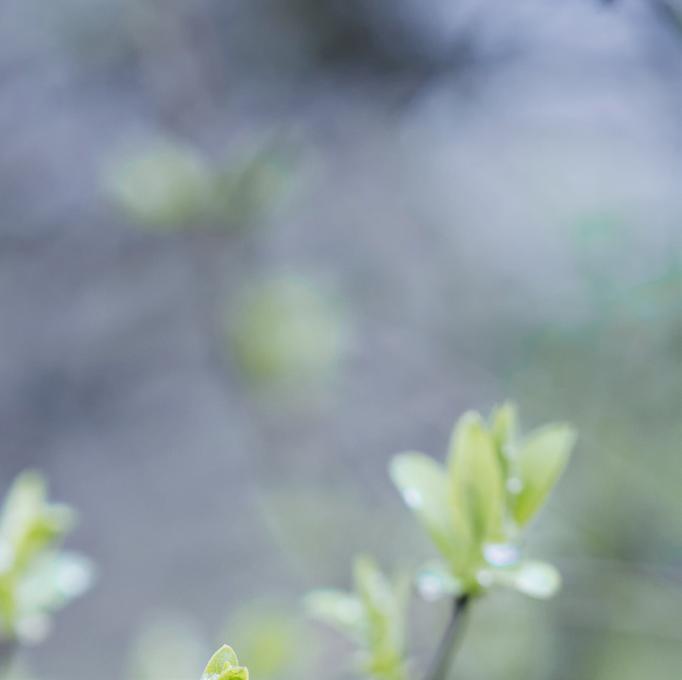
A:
512,424,577,526
228,276,347,393
389,453,470,574
0,471,92,644
105,140,211,229
479,560,561,600
389,404,575,601
512,561,561,599
489,402,518,471
304,589,364,639
354,556,400,641
17,552,95,618
353,557,407,680
306,557,408,680
448,412,505,544
0,473,74,574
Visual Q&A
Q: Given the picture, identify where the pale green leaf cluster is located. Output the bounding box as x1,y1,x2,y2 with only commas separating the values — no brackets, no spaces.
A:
228,276,348,391
105,138,292,231
390,403,576,598
105,140,212,229
202,646,249,680
0,472,94,644
305,557,408,680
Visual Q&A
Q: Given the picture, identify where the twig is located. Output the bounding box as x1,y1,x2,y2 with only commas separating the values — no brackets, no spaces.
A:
425,595,471,680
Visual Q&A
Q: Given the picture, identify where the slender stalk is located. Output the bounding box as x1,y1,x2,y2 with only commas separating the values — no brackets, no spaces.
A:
425,595,471,680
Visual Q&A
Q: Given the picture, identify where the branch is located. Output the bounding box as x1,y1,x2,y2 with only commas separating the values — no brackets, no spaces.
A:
425,595,471,680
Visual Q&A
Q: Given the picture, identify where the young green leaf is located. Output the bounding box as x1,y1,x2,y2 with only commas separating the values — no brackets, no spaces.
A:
448,413,505,544
489,402,519,473
354,556,393,620
228,276,347,393
512,424,577,526
105,140,211,229
0,471,92,644
304,589,364,639
306,558,408,680
0,473,74,574
16,552,94,619
477,560,561,600
202,646,249,680
389,453,470,573
512,561,561,599
353,557,408,680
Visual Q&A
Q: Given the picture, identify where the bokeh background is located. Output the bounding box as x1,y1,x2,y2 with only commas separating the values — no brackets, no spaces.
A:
1,0,681,678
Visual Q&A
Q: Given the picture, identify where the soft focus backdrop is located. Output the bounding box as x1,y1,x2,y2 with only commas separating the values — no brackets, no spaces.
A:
1,0,681,678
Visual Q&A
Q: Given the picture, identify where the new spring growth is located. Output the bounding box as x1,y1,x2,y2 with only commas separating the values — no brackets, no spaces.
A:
202,646,249,680
305,556,409,680
390,402,576,601
0,471,94,645
304,402,576,680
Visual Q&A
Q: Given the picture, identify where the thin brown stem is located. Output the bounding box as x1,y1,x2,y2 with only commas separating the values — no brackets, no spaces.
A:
425,595,471,680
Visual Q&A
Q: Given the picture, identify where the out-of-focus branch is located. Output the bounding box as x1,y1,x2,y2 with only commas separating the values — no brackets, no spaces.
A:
425,595,471,680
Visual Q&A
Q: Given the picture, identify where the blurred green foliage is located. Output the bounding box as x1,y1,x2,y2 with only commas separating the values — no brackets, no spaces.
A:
228,275,349,394
304,404,576,680
0,472,93,648
104,137,294,231
391,405,574,600
306,557,409,680
8,5,682,679
105,139,211,229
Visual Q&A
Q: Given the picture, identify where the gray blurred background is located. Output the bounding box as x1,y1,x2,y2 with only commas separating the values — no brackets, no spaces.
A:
1,0,681,678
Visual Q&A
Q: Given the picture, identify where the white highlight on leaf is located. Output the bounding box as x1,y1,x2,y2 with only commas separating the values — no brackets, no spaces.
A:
476,571,495,588
506,477,523,494
402,488,423,509
483,542,520,568
17,614,51,644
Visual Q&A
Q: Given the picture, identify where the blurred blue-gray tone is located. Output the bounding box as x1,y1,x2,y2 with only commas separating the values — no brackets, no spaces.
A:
1,1,681,678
